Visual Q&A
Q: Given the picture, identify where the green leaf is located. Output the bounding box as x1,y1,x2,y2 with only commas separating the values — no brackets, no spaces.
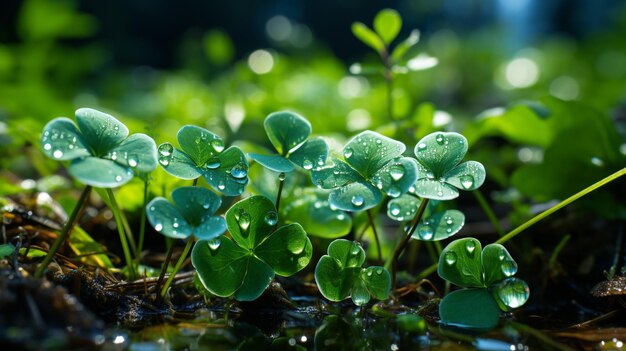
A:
414,132,468,178
177,125,224,166
159,144,203,180
255,223,312,276
171,186,222,224
41,117,91,161
373,9,402,44
233,257,275,301
105,133,158,173
264,111,311,155
226,195,276,249
352,22,384,54
361,266,391,300
344,131,406,178
371,157,419,198
387,194,421,221
412,210,465,241
283,189,352,239
439,288,501,330
287,137,329,170
391,29,420,62
351,278,371,306
413,178,459,200
444,161,486,191
315,255,360,301
203,146,249,196
0,243,15,258
329,181,382,212
191,237,251,297
311,158,363,190
482,244,517,286
75,108,128,156
327,239,366,268
249,153,295,173
438,237,483,288
146,197,194,239
69,156,133,188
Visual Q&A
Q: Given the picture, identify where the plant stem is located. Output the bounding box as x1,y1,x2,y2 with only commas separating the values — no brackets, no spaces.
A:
366,210,383,262
106,188,137,280
160,238,194,299
496,166,626,245
381,47,394,121
275,172,286,212
154,241,174,304
136,178,149,265
391,198,429,294
34,186,92,278
472,189,505,236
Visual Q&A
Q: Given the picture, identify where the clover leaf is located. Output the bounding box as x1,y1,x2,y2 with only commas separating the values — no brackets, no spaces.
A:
315,239,390,306
312,131,418,211
146,186,226,240
157,125,249,196
41,108,158,187
437,238,530,330
248,111,329,173
413,132,485,200
192,195,312,301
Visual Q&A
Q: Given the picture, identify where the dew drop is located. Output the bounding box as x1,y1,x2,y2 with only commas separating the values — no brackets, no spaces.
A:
418,226,434,240
208,238,221,250
390,203,401,216
376,268,383,275
158,143,173,157
387,186,402,198
211,139,225,153
337,213,346,220
501,260,518,277
496,277,529,308
366,270,373,277
154,223,163,232
459,174,475,189
389,165,405,181
264,211,278,226
351,195,364,207
498,249,507,260
278,172,286,181
238,211,251,233
230,164,247,179
465,240,476,254
53,150,63,159
445,251,457,265
350,244,361,255
435,133,445,145
43,143,52,151
417,143,427,151
343,147,354,159
445,217,453,225
217,181,226,191
591,157,604,167
149,206,155,211
115,175,123,182
205,157,221,169
302,159,313,170
128,157,138,168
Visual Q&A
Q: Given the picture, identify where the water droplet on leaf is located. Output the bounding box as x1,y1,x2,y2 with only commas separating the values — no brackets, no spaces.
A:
501,260,518,277
387,186,402,198
211,139,225,153
445,251,457,265
351,195,364,207
435,133,445,145
205,157,221,169
238,211,251,234
230,164,247,178
459,175,474,189
418,226,434,240
302,159,313,170
264,211,278,226
465,240,476,254
208,237,221,250
343,147,354,159
154,223,163,232
417,143,427,151
43,143,52,151
53,150,63,159
389,165,405,181
158,143,173,157
278,172,286,181
496,277,529,308
390,203,401,216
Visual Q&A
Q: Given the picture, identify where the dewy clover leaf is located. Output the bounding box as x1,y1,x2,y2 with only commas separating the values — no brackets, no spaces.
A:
41,108,158,187
157,125,248,196
315,239,390,306
312,130,418,212
146,186,226,241
249,111,329,173
192,195,312,301
437,237,530,330
413,132,485,200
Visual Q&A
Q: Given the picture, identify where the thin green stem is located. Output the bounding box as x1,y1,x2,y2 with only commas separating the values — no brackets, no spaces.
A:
160,238,194,299
416,263,437,280
496,167,626,245
391,198,429,294
381,47,394,121
34,186,92,278
154,241,175,304
106,188,137,280
472,189,505,237
136,178,149,264
119,207,138,259
366,210,383,262
275,172,286,212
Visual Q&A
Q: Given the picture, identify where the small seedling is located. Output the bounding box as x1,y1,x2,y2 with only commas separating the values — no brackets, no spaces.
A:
157,125,248,196
249,111,328,210
192,195,312,301
437,237,530,330
36,108,158,279
314,239,390,306
147,186,227,299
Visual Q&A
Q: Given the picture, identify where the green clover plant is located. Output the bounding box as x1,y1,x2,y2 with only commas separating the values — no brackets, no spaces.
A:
157,125,248,196
147,186,226,299
437,237,530,330
192,195,312,301
315,239,390,306
36,108,158,279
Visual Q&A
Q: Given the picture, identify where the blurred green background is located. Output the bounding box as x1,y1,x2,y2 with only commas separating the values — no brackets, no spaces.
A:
1,0,626,221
